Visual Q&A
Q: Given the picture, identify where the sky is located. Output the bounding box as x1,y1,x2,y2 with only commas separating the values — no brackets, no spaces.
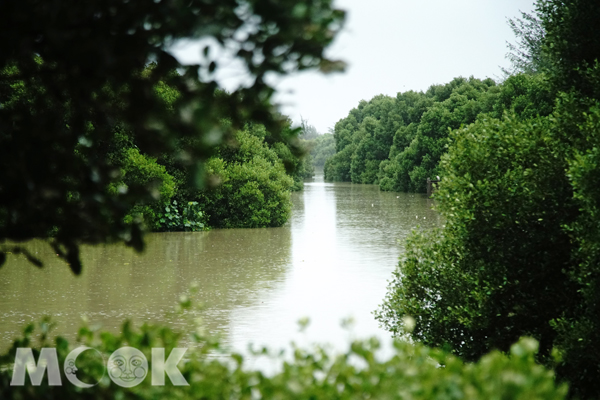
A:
171,0,537,134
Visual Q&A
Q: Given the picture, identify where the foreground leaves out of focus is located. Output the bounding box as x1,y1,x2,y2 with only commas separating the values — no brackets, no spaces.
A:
0,297,567,400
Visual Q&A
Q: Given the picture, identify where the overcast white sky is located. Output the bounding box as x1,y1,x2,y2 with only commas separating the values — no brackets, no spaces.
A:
172,0,537,133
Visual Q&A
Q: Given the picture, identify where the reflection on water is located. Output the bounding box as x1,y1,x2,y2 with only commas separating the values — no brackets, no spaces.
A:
0,174,439,352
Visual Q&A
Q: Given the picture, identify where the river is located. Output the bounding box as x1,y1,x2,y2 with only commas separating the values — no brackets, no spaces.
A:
0,174,440,354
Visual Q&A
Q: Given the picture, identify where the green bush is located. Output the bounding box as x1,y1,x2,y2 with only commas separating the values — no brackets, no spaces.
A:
155,200,207,232
271,141,314,191
376,112,575,358
113,148,177,231
324,78,500,190
201,157,292,228
324,143,355,181
0,302,567,399
198,128,293,228
375,2,600,397
376,99,600,398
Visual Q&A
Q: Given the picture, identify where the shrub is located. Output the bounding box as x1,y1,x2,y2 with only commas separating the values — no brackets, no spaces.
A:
0,301,567,399
155,200,207,232
200,128,294,228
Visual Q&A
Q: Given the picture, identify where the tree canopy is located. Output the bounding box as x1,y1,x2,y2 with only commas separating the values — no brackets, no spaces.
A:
376,1,600,397
324,75,554,192
0,0,345,273
502,11,548,76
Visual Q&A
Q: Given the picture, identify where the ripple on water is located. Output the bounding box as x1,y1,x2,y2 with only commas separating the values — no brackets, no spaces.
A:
0,175,440,354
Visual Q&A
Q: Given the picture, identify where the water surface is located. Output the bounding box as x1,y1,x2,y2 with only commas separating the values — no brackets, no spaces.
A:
0,174,440,353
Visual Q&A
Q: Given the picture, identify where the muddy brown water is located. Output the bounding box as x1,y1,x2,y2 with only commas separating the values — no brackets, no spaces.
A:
0,174,440,354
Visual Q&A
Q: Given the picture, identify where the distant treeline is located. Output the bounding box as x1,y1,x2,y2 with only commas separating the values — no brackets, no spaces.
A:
324,74,554,192
299,119,336,170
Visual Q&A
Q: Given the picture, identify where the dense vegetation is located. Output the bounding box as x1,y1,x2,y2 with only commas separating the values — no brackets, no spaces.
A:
0,298,567,399
2,60,314,235
0,0,344,273
376,1,600,398
197,123,306,229
298,121,336,170
308,132,336,169
324,74,554,191
0,0,596,397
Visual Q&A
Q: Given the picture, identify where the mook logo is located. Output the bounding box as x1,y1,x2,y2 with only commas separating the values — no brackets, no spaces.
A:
107,347,148,388
10,346,189,388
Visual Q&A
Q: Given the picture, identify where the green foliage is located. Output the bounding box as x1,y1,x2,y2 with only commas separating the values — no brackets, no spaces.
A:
502,11,550,76
0,0,345,272
324,143,355,182
0,308,567,399
386,78,498,192
324,73,558,193
127,120,301,229
492,73,555,120
539,0,600,98
545,96,600,399
376,1,600,397
324,78,503,191
112,148,177,229
376,113,576,357
199,129,293,228
271,141,314,191
325,94,401,183
376,96,600,398
155,200,207,232
292,153,315,190
308,132,336,168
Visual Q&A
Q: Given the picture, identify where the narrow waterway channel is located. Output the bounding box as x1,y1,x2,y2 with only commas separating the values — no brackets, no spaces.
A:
0,174,440,353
